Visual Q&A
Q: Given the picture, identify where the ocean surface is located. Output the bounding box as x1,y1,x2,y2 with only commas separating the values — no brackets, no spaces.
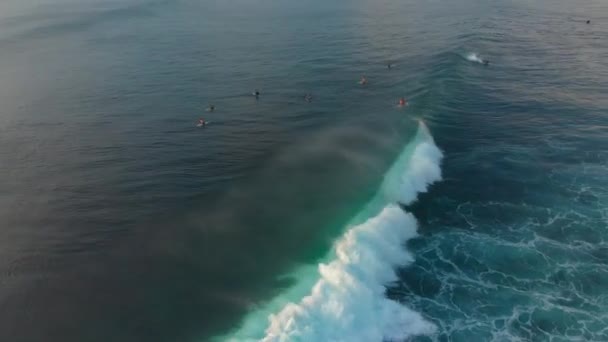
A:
1,0,607,341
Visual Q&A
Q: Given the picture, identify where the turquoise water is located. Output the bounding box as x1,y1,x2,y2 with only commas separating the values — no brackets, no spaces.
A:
0,0,607,341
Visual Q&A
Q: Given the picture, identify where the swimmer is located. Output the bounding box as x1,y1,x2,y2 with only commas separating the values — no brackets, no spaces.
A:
359,76,368,85
387,63,392,70
207,104,215,112
398,97,407,107
304,94,313,102
587,20,591,24
253,89,260,98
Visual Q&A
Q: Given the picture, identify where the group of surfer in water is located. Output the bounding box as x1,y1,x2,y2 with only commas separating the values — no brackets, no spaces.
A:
198,17,596,127
198,89,261,126
197,57,493,127
197,78,407,127
196,13,595,128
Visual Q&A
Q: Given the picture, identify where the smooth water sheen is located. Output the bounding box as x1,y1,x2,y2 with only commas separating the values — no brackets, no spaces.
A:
0,0,607,341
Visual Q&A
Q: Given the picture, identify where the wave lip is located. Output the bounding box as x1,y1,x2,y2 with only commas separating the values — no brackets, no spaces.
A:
259,122,443,342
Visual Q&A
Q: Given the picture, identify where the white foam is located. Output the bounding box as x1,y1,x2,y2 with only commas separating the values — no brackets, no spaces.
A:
466,52,484,64
256,122,443,342
382,123,443,205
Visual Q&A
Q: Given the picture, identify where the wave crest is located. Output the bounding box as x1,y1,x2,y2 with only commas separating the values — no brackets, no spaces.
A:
259,122,443,342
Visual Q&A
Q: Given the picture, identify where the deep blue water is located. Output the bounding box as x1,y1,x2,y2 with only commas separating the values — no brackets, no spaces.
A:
0,0,607,341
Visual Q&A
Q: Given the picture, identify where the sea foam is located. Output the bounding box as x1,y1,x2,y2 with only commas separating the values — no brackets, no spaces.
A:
227,122,443,342
261,122,442,342
466,52,484,64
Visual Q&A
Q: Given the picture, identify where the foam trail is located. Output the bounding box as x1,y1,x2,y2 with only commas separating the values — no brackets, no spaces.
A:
466,52,484,64
258,122,443,342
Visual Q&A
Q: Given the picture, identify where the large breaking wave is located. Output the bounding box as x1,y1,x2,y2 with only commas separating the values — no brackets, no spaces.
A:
227,121,443,342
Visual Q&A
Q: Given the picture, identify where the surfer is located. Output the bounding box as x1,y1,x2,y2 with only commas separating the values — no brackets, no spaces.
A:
587,20,591,24
387,63,392,70
398,97,407,107
197,118,207,127
359,76,368,85
253,89,260,99
207,104,215,112
482,59,490,66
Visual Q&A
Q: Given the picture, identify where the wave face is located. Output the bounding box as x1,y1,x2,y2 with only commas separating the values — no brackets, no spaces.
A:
251,122,443,342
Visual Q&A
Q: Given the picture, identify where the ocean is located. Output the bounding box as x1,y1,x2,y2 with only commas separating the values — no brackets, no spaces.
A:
0,0,607,341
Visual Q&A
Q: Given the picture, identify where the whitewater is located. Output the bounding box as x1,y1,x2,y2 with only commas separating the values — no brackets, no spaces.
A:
465,52,484,64
225,121,443,342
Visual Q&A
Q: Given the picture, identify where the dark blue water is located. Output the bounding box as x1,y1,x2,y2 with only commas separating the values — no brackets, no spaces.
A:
1,0,606,341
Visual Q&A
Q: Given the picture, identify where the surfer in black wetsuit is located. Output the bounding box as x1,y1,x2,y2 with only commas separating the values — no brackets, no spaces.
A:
482,59,490,66
253,89,260,99
587,20,591,24
207,104,215,112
